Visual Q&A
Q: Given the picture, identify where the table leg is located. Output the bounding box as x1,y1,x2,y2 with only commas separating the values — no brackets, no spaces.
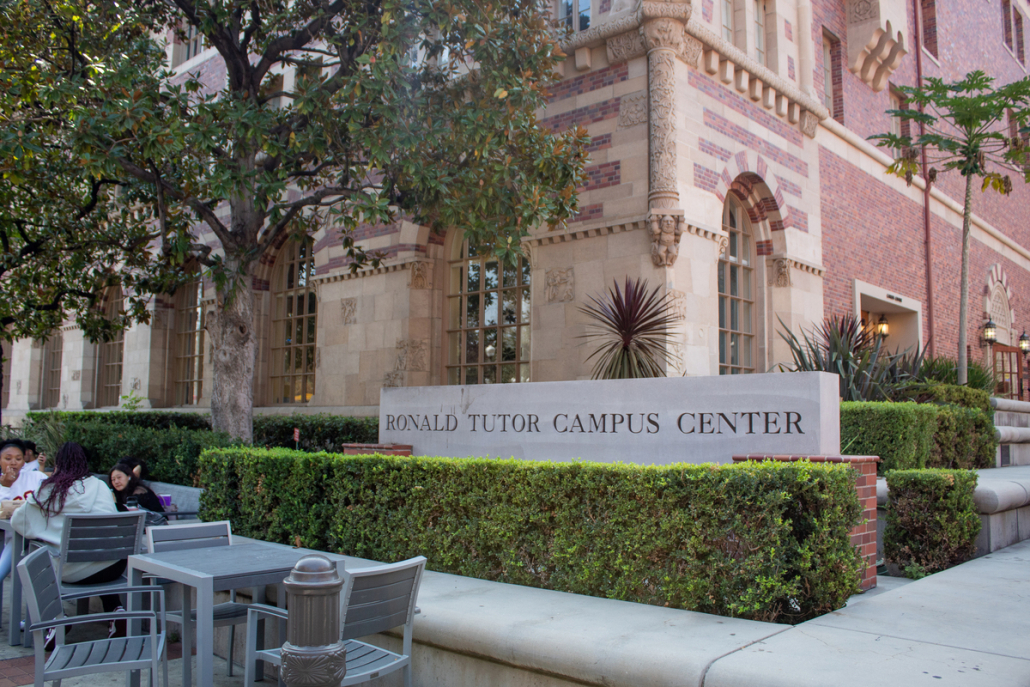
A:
127,565,144,687
9,533,23,647
196,580,214,687
182,585,193,687
252,586,266,683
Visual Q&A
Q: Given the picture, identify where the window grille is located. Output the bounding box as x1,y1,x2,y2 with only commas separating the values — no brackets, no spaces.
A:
718,199,755,375
175,276,205,406
271,239,317,404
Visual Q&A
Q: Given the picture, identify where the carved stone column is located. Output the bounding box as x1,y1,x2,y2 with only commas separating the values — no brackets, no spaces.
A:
642,18,684,212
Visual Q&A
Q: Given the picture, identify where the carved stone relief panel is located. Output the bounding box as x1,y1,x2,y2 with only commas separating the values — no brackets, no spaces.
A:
617,92,649,129
799,110,819,139
545,268,575,303
340,298,357,325
649,213,684,266
396,339,429,372
665,289,687,320
679,35,703,68
71,370,81,382
383,371,404,388
131,377,142,391
768,258,792,287
409,261,430,289
606,30,647,64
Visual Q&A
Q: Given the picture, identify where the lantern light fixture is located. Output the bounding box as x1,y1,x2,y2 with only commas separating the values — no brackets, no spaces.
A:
876,314,889,339
982,319,998,347
1020,330,1030,355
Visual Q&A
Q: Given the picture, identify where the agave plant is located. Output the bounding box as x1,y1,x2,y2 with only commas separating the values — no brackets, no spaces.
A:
579,277,678,379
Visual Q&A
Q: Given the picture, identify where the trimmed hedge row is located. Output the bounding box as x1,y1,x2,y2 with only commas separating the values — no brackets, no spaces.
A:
199,448,865,624
60,420,236,485
884,469,981,579
897,383,992,412
27,411,380,455
841,402,996,473
841,402,937,473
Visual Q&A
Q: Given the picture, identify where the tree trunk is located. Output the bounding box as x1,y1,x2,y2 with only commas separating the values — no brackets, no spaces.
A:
957,172,974,386
209,261,257,442
0,340,4,428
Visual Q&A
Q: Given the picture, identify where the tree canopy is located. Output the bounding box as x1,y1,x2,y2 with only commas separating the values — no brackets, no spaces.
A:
870,71,1030,385
14,0,588,438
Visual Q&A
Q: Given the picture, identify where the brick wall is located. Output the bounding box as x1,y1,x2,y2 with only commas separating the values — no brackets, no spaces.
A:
733,454,879,591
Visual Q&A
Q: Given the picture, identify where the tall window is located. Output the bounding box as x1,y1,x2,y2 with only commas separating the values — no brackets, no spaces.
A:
41,334,63,409
1016,11,1026,65
271,239,317,404
1003,0,1014,50
823,32,843,122
718,198,754,375
175,276,205,406
754,0,766,65
97,289,124,407
447,237,530,385
921,0,938,58
184,24,203,62
558,0,590,32
722,0,735,43
888,90,907,158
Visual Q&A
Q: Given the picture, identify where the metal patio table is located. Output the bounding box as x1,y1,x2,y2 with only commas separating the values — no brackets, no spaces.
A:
127,540,347,687
0,519,28,646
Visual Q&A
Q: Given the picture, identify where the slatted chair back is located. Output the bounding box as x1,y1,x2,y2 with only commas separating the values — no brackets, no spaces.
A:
19,548,64,629
341,556,426,641
58,512,146,576
147,520,232,553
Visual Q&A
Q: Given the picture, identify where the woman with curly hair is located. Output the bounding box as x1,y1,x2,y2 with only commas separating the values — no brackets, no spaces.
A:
13,442,127,635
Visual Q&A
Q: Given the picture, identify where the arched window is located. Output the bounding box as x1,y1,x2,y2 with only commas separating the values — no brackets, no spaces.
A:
447,236,530,385
41,333,63,409
175,275,205,405
271,238,316,404
719,198,755,374
97,289,124,407
990,284,1013,346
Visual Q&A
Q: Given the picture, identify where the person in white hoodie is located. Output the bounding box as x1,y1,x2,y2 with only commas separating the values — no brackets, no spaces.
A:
0,440,47,582
12,442,124,620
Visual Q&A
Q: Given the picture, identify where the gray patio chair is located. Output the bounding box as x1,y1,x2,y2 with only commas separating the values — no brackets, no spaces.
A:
17,546,168,687
243,555,426,687
146,520,251,676
57,511,146,615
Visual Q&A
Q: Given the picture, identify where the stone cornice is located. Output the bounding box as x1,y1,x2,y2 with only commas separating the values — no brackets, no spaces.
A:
770,254,825,277
683,18,830,123
311,259,418,285
523,215,649,247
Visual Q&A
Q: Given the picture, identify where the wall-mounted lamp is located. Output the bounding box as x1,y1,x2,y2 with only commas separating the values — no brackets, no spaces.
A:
876,314,889,339
981,319,998,348
1020,330,1030,355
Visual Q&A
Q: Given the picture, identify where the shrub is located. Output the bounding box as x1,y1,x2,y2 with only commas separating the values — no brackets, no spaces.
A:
895,382,992,412
200,448,865,624
26,410,211,431
252,414,378,451
929,405,997,470
840,402,938,474
884,469,980,577
61,421,235,486
917,355,995,394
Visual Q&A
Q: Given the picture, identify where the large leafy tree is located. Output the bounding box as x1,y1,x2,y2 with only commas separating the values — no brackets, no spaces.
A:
0,0,186,424
871,71,1030,385
47,0,587,439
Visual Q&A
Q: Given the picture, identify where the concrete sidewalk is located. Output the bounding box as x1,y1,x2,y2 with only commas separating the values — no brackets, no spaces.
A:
705,539,1030,686
0,539,1026,686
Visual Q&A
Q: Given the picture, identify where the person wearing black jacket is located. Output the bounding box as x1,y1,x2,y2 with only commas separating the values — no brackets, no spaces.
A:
108,458,165,513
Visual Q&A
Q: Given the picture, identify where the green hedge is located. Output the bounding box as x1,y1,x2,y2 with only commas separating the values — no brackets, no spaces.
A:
841,402,938,474
898,383,992,412
61,421,236,486
26,410,380,455
199,448,865,624
27,410,212,431
252,414,378,452
884,469,981,578
928,406,997,470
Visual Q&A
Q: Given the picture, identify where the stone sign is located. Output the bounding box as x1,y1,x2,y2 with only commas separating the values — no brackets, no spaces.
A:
379,372,840,464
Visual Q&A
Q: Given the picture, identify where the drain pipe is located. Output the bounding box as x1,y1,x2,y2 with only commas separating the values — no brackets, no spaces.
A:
914,0,936,358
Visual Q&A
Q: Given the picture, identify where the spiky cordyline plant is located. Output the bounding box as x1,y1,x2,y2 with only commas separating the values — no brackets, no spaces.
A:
579,277,678,380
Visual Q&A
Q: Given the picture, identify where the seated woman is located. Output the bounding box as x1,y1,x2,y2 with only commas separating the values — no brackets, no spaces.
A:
13,442,127,635
0,439,47,581
108,459,165,513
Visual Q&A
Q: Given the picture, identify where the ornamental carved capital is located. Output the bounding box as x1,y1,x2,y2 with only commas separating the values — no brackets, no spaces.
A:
642,17,685,53
641,1,693,21
606,30,647,64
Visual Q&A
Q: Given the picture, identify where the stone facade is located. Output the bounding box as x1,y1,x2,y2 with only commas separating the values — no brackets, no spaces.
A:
4,0,1030,418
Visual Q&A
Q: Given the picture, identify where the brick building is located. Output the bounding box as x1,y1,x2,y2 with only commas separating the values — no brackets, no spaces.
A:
3,0,1029,418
